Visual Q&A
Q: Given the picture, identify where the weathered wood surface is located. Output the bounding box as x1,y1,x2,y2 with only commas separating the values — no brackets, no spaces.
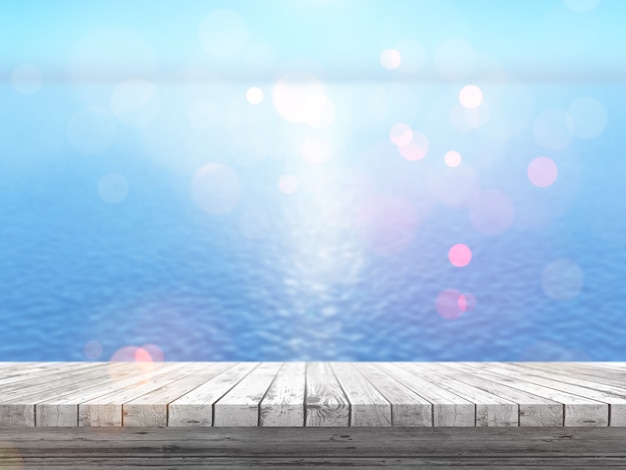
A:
0,362,624,428
168,362,258,426
305,362,349,426
260,362,305,427
2,426,626,469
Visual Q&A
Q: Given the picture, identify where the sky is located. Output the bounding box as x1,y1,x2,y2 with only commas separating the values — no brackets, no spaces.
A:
1,0,624,82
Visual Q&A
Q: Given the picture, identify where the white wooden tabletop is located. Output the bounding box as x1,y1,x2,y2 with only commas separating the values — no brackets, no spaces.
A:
0,362,624,427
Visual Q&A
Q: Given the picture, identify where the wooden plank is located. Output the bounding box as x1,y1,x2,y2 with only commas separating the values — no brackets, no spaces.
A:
123,363,236,427
35,363,181,427
375,363,474,426
4,456,626,469
508,363,626,396
453,363,609,426
78,363,203,426
575,362,626,371
259,362,305,427
517,362,626,388
352,363,431,426
168,362,259,427
0,362,98,391
331,362,391,426
433,363,563,426
490,363,626,426
413,362,518,427
305,362,349,427
0,362,65,379
0,363,111,403
0,363,129,426
213,362,283,427
5,426,626,468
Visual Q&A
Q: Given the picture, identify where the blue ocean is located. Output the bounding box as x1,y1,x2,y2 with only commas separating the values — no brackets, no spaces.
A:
1,0,624,361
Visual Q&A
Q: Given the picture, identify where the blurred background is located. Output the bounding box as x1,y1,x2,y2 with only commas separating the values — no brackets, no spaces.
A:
0,0,624,362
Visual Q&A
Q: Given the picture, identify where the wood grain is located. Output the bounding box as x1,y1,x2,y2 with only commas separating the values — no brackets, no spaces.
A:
2,426,626,469
168,362,258,426
305,362,349,427
375,362,475,426
259,362,305,427
0,362,625,430
331,362,391,426
213,362,282,427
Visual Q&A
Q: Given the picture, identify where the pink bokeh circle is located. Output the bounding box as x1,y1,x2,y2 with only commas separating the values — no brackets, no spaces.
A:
448,243,472,267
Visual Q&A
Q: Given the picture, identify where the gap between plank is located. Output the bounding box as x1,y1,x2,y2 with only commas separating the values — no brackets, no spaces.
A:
330,363,352,427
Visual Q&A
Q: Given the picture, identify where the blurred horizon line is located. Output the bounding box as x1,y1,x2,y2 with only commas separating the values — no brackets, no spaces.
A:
4,67,626,84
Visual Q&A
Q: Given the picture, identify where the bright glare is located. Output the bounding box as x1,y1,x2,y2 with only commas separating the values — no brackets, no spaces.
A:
380,48,401,70
459,84,483,109
246,86,264,105
301,136,333,164
444,150,462,167
390,123,413,147
528,157,558,188
448,243,472,267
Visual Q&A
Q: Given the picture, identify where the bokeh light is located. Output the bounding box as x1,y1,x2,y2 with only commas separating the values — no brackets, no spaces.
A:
110,79,159,128
459,84,483,109
272,73,335,127
12,63,42,95
458,293,477,312
98,173,129,204
528,157,558,188
141,343,164,361
436,289,465,320
84,340,103,360
302,93,336,127
468,190,515,235
110,346,144,361
246,86,264,105
279,174,298,194
444,150,462,167
67,106,116,155
301,136,333,164
389,123,413,147
532,108,572,150
134,347,153,362
567,97,607,139
199,9,248,58
542,259,584,300
109,346,158,370
398,131,429,161
380,48,401,70
192,164,242,214
448,244,472,267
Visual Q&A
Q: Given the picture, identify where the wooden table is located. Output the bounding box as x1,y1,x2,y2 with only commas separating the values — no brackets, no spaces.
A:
1,361,625,468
